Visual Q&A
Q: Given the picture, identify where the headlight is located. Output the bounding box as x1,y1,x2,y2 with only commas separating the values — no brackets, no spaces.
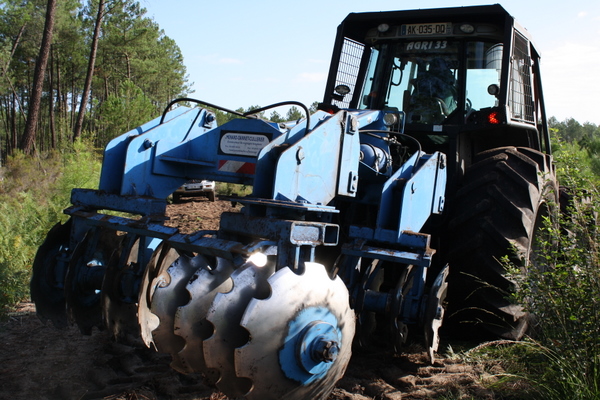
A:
383,113,398,126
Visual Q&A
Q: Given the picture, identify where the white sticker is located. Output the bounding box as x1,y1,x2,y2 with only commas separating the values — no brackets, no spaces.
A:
220,133,269,157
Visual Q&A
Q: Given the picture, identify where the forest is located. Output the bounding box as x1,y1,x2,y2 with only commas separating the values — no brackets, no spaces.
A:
0,0,191,161
1,0,600,398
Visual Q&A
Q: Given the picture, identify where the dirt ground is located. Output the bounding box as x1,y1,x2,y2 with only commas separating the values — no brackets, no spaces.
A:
0,199,503,400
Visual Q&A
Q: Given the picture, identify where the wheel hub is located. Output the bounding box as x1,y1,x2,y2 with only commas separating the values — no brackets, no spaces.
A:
282,309,341,381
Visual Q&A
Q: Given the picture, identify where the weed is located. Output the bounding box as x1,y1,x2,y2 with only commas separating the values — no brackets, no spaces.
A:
0,141,101,314
505,177,600,398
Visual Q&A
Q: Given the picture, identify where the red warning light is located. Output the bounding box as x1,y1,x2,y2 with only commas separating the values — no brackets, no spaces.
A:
488,111,501,124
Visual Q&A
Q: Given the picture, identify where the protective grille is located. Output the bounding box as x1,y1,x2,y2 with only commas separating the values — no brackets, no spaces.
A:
332,38,365,109
510,32,534,123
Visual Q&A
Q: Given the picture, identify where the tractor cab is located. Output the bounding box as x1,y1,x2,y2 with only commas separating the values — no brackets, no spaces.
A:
322,4,550,174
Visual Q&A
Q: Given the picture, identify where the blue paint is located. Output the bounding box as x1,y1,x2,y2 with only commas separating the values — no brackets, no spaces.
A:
279,306,342,385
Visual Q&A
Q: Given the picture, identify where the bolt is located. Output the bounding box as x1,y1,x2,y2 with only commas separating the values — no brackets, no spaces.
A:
350,116,358,133
143,138,154,149
323,341,339,362
312,339,339,363
435,305,443,320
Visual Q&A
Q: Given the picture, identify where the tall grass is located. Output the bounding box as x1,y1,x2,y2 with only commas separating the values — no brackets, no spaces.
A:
504,150,600,398
0,141,101,314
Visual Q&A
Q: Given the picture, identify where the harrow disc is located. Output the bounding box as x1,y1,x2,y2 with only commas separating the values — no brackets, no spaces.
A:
174,256,234,375
424,265,449,363
388,265,412,353
203,260,275,397
65,227,122,334
139,242,174,348
30,219,73,329
235,262,355,400
102,235,142,340
355,259,384,348
138,243,195,372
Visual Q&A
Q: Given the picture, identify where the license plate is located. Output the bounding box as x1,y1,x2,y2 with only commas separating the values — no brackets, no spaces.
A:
401,23,452,36
186,183,203,190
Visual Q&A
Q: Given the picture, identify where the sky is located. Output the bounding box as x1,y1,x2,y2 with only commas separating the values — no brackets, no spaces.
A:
141,0,600,125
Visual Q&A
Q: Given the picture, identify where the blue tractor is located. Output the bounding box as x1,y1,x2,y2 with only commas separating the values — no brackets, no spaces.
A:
31,5,556,399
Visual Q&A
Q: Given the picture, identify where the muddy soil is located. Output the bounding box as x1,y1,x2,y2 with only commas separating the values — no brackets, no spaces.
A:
0,199,501,400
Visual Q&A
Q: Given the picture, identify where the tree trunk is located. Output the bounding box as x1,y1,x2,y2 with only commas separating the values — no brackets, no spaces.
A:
73,0,105,142
11,93,17,151
20,0,58,154
0,23,28,137
49,45,56,149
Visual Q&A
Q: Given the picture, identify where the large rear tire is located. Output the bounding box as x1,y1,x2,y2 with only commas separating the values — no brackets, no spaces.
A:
445,147,558,339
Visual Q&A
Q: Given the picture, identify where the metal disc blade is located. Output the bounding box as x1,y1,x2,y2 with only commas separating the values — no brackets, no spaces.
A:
150,251,197,355
425,265,449,364
138,242,169,349
356,260,384,348
65,228,121,335
30,219,73,329
235,262,355,400
102,235,141,340
175,256,234,374
203,261,274,397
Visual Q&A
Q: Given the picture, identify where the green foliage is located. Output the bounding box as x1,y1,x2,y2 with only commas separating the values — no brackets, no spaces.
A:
97,0,190,107
285,106,304,121
217,183,252,197
502,148,600,398
0,142,101,314
0,0,189,158
530,343,600,399
551,136,599,188
0,191,45,313
210,102,320,127
550,118,600,182
97,80,155,144
519,192,600,351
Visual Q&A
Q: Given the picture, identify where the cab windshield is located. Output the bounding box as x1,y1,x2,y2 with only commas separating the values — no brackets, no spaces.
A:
359,40,503,125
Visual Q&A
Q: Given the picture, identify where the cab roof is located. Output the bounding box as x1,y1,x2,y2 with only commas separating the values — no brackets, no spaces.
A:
337,4,535,48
